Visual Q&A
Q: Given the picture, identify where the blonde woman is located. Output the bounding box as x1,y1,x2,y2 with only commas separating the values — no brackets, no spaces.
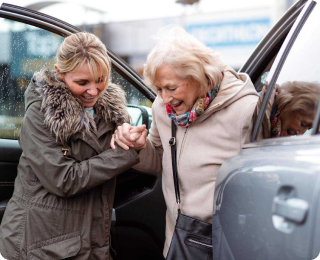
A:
0,32,139,260
112,26,259,257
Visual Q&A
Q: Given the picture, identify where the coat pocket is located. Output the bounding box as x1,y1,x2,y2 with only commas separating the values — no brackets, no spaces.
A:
27,231,81,260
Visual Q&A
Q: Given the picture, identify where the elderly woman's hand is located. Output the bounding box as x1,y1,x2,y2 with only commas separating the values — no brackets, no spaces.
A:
129,126,148,151
111,123,147,151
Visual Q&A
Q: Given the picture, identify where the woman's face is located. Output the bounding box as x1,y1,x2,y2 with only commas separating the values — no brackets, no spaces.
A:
154,65,200,115
55,63,106,108
281,109,314,136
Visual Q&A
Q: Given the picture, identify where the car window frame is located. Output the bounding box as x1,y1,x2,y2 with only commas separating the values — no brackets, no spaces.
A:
0,3,156,142
247,0,318,145
0,3,156,102
313,100,320,135
239,0,308,86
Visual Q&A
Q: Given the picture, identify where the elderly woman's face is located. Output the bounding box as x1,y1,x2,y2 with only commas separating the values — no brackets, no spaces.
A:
56,63,106,108
154,65,200,115
281,109,314,136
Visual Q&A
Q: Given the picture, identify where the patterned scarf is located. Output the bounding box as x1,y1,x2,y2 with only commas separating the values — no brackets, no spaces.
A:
271,108,282,138
166,81,221,127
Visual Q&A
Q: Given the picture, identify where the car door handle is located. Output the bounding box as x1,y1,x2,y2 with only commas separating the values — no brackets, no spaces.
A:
272,197,309,223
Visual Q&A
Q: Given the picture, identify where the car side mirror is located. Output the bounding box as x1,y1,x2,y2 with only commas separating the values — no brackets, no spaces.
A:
126,105,152,130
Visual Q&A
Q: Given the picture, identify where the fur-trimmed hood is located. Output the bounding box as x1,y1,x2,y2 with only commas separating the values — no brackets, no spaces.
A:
25,69,130,143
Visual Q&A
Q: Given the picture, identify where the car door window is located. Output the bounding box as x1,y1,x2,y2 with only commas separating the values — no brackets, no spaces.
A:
111,69,152,127
111,69,151,108
0,17,152,140
0,18,64,140
256,2,320,140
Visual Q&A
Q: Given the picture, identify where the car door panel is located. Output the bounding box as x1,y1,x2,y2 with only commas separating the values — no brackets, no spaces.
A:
112,171,166,260
217,140,320,259
311,182,320,259
0,140,20,213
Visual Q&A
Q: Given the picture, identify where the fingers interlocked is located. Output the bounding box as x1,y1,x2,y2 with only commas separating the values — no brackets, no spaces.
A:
110,123,147,151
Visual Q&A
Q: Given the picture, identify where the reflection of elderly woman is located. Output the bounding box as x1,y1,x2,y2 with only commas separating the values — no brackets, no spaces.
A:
269,81,320,137
111,27,258,256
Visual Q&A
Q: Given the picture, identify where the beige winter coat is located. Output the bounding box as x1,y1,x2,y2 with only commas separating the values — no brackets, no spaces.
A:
133,66,259,256
0,70,139,260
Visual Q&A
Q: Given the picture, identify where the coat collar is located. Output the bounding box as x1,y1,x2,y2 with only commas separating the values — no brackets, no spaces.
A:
196,65,258,123
29,69,130,144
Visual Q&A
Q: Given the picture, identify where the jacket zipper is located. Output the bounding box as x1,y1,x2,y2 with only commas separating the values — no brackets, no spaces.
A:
90,125,98,137
177,127,189,174
188,238,212,248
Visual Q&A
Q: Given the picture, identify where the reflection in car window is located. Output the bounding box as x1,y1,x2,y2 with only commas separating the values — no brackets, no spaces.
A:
0,18,63,139
256,4,320,140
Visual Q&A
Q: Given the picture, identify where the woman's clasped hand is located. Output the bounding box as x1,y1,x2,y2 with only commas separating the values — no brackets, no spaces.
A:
111,123,148,150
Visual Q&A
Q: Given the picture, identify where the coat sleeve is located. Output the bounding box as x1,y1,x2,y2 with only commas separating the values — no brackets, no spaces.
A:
19,103,140,198
133,102,163,174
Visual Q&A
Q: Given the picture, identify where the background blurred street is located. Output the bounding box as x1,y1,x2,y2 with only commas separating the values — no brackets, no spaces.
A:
3,0,296,73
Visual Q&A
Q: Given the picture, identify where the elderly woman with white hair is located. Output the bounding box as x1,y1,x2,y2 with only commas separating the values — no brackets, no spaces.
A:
111,26,259,257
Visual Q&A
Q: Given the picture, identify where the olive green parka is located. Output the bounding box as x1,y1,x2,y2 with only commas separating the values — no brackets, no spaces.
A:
0,70,139,260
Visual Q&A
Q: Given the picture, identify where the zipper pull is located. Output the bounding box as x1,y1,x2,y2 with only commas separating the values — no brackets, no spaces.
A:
62,148,68,156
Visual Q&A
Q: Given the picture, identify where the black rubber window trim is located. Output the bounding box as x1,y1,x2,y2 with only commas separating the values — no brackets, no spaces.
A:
0,3,80,33
0,7,156,102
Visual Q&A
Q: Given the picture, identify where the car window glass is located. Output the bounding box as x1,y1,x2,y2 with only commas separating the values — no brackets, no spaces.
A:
0,18,64,140
111,69,152,108
0,17,152,140
257,4,320,140
111,69,152,127
254,57,275,93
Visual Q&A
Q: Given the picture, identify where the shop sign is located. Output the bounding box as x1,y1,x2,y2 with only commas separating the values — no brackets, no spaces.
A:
186,18,270,47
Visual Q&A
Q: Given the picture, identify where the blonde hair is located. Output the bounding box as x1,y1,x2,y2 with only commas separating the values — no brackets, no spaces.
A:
276,81,320,115
143,26,225,97
55,32,111,86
